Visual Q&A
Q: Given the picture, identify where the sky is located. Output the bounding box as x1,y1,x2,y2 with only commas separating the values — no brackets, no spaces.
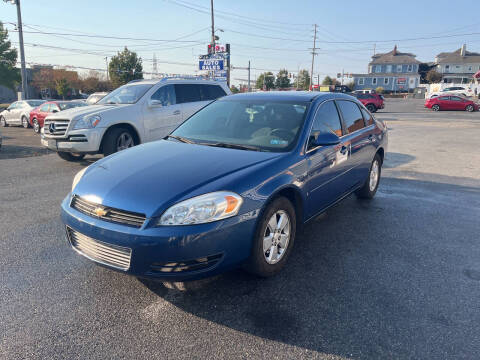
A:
1,0,480,86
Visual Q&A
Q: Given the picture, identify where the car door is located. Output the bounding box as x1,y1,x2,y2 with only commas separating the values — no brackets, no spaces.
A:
143,84,183,142
4,102,17,122
37,103,51,124
336,100,372,189
438,96,451,110
175,84,210,120
10,101,24,125
304,100,351,219
449,96,465,110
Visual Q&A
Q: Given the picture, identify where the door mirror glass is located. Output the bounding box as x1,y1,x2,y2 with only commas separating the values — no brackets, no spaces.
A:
311,132,340,147
52,109,59,113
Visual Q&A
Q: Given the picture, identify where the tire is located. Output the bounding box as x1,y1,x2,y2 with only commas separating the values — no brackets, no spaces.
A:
245,197,297,277
366,104,376,113
356,153,382,199
0,116,8,127
57,152,85,162
102,127,135,156
32,118,41,133
466,105,474,112
432,104,440,111
21,116,30,128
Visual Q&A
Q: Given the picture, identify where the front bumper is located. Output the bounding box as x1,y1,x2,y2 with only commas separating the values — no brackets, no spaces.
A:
41,128,104,153
61,195,259,281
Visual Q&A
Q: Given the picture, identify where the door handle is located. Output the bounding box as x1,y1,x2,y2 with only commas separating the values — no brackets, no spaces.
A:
173,110,180,115
340,145,348,155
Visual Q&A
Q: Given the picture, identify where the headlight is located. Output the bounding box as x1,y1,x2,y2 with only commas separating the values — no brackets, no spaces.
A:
156,191,243,226
73,115,101,130
72,167,88,191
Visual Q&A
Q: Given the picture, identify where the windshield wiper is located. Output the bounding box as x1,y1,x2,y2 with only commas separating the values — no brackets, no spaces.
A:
202,142,262,151
165,135,195,144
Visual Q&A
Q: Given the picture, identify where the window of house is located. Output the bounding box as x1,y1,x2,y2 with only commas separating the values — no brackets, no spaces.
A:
397,65,402,72
407,64,413,72
375,65,382,73
337,101,365,134
386,65,392,73
358,78,364,85
384,78,389,85
445,65,450,72
372,78,377,85
468,66,473,71
308,101,343,150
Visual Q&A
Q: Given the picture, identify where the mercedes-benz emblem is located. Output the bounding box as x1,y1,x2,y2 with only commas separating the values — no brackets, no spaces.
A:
48,122,56,134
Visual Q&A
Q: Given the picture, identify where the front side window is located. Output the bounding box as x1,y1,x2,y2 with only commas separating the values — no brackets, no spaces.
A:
171,99,310,152
151,85,176,106
337,100,365,134
98,84,153,105
8,102,18,110
438,96,450,101
308,101,343,150
58,102,87,111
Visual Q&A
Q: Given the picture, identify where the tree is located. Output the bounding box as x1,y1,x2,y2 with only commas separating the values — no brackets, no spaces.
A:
80,71,112,93
55,78,70,100
275,69,291,89
345,81,355,91
321,76,340,86
108,47,143,88
0,21,20,90
419,63,434,84
296,69,310,90
375,86,384,94
230,85,239,94
256,72,275,91
425,69,442,84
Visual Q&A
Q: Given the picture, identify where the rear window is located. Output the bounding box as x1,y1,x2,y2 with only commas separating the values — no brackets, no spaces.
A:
337,100,365,133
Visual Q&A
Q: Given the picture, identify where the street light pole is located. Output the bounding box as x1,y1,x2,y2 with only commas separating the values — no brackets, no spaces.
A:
210,0,215,51
5,0,28,99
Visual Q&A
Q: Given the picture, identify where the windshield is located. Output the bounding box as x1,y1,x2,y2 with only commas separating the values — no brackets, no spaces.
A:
26,100,45,107
171,99,310,152
59,102,87,110
97,84,152,105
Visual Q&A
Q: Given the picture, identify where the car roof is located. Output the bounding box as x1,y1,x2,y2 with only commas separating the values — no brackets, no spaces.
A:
223,91,355,102
127,78,227,86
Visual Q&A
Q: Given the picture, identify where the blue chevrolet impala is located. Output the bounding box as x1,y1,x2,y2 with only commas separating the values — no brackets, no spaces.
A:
61,91,388,280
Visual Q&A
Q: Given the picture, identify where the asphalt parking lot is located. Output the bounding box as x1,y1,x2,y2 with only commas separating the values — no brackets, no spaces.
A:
1,98,480,359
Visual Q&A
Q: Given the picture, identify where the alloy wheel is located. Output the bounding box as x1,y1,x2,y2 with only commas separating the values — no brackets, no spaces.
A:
116,132,134,151
466,105,474,112
369,160,380,192
22,117,29,128
33,119,40,133
432,105,440,111
263,210,291,264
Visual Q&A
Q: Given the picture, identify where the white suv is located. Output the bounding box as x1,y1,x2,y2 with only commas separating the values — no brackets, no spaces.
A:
41,78,231,161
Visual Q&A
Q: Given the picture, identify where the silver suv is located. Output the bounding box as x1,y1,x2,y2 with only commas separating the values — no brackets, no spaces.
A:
41,78,231,161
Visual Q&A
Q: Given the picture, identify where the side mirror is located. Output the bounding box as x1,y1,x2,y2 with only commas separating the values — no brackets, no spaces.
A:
148,99,163,107
52,109,59,113
310,132,341,148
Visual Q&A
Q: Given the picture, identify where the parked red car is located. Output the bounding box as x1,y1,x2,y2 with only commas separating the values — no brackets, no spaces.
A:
353,93,384,113
425,95,478,112
29,101,87,133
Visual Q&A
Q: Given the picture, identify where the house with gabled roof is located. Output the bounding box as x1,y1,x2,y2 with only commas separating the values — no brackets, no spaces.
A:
352,46,421,92
435,44,480,83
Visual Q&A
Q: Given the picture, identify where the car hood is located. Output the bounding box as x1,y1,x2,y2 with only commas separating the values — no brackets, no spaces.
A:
73,140,282,217
45,104,132,121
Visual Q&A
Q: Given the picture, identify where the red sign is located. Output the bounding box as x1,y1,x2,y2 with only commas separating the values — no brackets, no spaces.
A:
474,70,480,79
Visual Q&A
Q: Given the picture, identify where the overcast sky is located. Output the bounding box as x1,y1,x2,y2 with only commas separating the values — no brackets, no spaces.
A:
2,0,480,85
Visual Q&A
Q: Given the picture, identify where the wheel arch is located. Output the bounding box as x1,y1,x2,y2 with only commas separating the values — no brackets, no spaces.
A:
99,123,141,153
376,147,385,164
261,185,305,228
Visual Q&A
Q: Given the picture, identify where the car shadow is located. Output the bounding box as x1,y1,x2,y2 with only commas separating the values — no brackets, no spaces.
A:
137,176,480,359
0,145,53,160
382,152,415,168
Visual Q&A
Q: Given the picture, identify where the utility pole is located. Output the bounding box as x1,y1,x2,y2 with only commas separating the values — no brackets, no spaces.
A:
105,57,109,81
310,24,318,91
210,0,215,52
247,60,251,92
341,68,344,85
4,0,27,99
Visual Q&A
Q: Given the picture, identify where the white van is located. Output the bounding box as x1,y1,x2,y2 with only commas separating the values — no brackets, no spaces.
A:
41,78,231,161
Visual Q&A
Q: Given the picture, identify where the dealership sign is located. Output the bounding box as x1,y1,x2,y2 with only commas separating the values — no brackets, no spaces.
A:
199,58,224,71
397,77,406,85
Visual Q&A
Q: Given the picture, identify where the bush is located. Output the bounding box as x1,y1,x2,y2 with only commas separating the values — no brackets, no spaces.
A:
375,87,384,94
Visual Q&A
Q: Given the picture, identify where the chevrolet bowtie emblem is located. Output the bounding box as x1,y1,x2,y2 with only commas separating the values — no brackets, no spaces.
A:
94,207,108,217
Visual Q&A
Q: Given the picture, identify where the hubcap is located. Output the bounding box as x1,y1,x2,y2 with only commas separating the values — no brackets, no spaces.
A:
116,132,134,151
263,210,291,264
34,120,39,132
23,118,27,127
369,160,379,192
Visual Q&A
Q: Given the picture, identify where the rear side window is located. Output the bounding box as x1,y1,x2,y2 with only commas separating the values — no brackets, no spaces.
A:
308,101,342,149
337,100,365,134
439,96,450,101
361,108,374,126
450,96,462,102
174,84,201,104
204,85,226,100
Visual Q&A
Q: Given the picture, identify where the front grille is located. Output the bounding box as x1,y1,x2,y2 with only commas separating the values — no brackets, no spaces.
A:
71,195,146,228
44,118,70,136
150,254,223,274
66,226,132,271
